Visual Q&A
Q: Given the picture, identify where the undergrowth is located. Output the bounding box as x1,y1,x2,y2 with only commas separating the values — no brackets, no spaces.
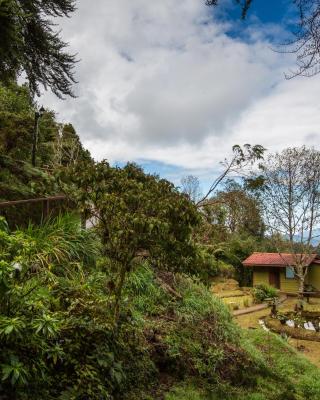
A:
1,216,320,399
125,264,320,400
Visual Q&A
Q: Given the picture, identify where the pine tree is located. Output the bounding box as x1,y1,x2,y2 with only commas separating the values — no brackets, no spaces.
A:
0,0,77,99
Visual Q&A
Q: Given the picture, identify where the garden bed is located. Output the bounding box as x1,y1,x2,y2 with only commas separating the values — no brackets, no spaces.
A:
264,312,320,342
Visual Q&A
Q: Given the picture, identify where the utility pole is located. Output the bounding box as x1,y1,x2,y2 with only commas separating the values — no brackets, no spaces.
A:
31,106,45,167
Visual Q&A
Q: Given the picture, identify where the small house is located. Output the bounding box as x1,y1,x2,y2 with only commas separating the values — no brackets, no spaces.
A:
243,252,320,294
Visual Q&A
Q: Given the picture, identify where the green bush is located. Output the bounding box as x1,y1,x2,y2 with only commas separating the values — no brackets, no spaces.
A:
0,216,154,399
217,260,236,278
193,245,219,281
253,284,278,303
2,216,320,400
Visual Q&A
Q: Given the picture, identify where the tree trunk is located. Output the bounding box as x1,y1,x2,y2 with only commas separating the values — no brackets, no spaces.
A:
113,264,128,324
297,273,304,300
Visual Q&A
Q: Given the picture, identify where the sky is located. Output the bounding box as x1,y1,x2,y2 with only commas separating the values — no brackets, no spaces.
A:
42,0,320,191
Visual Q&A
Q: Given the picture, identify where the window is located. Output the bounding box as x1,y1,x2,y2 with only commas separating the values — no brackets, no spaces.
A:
285,266,295,279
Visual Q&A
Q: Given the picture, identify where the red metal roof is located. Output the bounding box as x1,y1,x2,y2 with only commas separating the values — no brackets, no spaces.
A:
243,252,318,267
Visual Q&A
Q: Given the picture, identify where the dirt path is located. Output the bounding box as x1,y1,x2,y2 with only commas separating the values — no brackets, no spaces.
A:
235,298,320,368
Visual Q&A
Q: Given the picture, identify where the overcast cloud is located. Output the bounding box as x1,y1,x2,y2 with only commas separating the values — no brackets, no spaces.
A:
42,0,320,183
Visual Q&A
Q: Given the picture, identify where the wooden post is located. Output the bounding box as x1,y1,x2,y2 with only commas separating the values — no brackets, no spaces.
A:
42,199,50,220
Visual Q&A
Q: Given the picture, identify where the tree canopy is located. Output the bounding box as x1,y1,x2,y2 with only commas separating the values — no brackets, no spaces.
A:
60,161,200,318
0,0,77,98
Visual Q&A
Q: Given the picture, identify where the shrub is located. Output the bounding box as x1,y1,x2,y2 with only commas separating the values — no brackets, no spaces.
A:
253,284,278,303
0,216,154,399
194,245,219,281
165,385,205,400
217,261,236,279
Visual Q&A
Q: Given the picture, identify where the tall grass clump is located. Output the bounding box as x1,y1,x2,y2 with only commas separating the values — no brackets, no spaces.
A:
21,213,99,269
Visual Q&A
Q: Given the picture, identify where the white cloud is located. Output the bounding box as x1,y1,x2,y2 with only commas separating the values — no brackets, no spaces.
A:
42,0,320,182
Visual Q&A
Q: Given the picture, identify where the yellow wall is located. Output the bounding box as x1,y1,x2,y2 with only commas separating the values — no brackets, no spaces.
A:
253,268,299,293
253,268,269,286
306,263,320,290
279,270,299,293
252,263,320,294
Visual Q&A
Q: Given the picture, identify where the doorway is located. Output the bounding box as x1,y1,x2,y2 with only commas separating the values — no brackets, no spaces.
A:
269,269,280,289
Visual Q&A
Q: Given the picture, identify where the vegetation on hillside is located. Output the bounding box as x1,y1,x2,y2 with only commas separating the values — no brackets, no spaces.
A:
1,14,320,395
1,215,320,399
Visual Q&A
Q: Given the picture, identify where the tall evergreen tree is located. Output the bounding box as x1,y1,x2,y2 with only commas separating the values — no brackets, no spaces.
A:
0,0,77,98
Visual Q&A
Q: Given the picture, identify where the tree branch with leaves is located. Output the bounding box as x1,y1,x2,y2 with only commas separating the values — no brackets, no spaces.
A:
196,144,265,208
0,0,77,98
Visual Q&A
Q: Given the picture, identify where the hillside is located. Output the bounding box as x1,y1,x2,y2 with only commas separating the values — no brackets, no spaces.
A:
1,215,320,399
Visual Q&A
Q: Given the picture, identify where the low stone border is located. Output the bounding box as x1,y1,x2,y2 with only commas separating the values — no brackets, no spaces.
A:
264,316,320,342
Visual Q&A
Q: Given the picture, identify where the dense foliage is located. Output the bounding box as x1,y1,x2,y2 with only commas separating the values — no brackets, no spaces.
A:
59,161,201,319
0,0,77,98
1,216,320,399
193,179,269,286
0,83,91,226
0,215,150,399
253,284,279,303
1,4,320,397
0,83,91,169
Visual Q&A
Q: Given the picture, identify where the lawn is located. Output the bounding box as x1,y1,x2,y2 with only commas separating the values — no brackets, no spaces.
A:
235,297,320,368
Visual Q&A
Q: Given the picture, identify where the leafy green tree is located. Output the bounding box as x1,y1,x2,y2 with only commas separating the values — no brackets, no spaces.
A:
0,83,90,169
194,179,265,285
0,83,34,161
0,83,59,164
0,0,77,98
201,180,265,240
60,161,200,320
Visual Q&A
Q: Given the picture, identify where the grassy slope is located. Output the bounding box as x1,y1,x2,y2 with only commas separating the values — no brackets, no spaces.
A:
2,216,320,399
164,324,320,400
236,297,320,368
125,265,320,400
